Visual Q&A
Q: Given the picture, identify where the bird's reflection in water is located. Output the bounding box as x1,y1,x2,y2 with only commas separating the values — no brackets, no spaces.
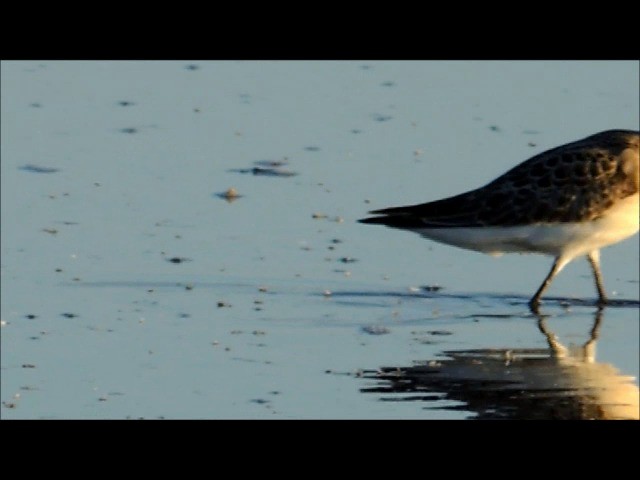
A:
360,308,639,420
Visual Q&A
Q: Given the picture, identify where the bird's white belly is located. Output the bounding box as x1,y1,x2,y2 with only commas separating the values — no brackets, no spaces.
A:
414,193,639,258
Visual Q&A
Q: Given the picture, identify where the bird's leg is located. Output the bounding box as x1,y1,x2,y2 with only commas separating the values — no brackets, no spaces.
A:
529,257,564,312
587,250,608,305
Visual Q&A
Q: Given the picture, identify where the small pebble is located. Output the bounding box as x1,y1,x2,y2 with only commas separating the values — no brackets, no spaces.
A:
362,325,390,335
219,187,240,201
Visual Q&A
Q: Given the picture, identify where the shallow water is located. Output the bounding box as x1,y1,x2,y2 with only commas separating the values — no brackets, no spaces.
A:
1,60,638,419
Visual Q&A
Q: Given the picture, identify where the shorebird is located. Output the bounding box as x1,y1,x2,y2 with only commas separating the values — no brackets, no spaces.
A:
359,130,639,311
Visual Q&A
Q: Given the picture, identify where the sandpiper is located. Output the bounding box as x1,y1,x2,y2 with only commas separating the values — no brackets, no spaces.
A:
360,130,639,311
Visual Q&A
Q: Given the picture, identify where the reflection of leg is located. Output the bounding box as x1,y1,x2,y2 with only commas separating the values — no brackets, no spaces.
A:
529,257,565,312
587,250,608,305
583,306,605,361
536,316,568,357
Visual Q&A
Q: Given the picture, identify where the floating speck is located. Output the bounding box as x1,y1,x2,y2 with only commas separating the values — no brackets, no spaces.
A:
427,330,452,336
29,102,42,108
230,164,298,177
61,313,78,318
19,164,60,174
21,364,36,369
117,101,135,107
373,114,393,122
339,257,358,264
489,125,501,132
304,146,321,152
380,81,396,87
185,64,200,71
25,314,37,320
312,212,327,219
254,159,288,167
258,286,268,292
217,301,231,308
42,228,58,235
252,166,297,177
167,256,191,264
422,285,443,292
528,141,537,147
351,129,362,134
120,127,138,134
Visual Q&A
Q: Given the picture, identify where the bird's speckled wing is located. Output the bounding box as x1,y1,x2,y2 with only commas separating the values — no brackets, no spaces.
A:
360,130,639,229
